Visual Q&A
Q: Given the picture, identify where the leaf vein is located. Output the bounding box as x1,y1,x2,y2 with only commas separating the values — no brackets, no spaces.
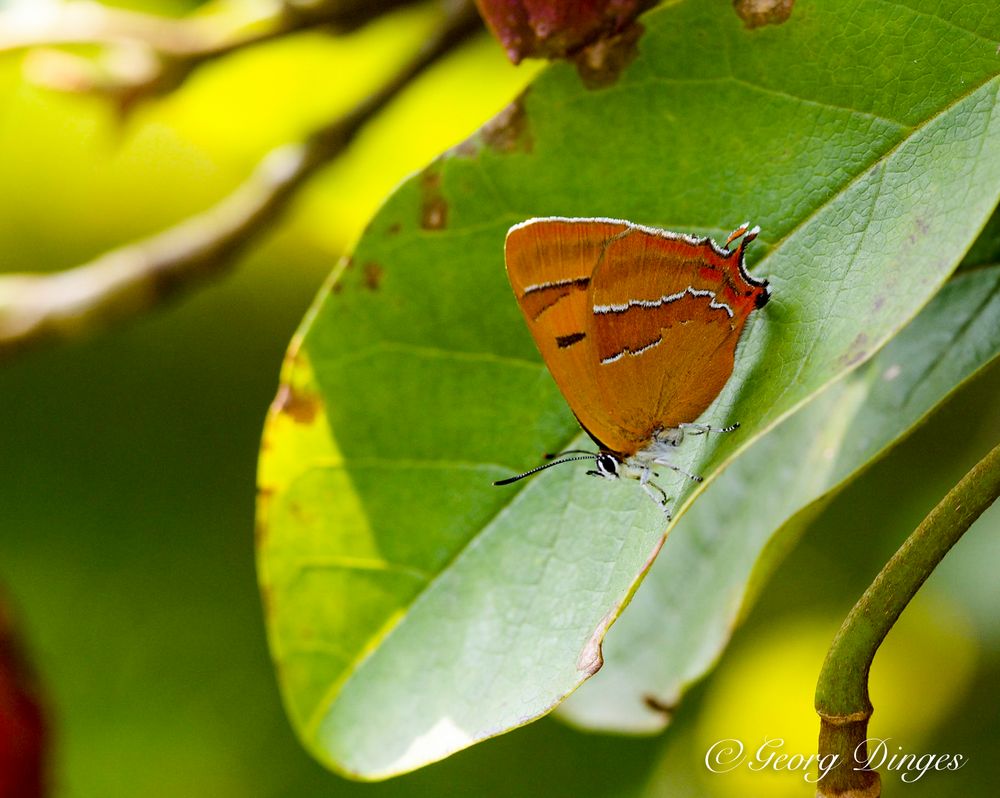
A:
291,556,431,582
324,341,543,372
763,74,999,259
870,0,1000,48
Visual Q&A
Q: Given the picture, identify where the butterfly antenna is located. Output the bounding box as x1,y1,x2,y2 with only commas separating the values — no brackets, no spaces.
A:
494,455,598,486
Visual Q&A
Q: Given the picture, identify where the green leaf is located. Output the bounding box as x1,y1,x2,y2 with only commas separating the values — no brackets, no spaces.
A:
257,0,1000,778
558,263,1000,731
961,204,1000,268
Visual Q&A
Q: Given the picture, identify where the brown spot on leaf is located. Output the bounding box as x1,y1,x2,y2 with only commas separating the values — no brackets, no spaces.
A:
447,138,480,159
422,196,448,229
255,483,274,548
841,331,870,368
387,222,402,236
421,171,448,230
273,383,321,424
254,515,269,549
733,0,795,28
480,96,533,154
363,262,384,291
844,350,868,367
907,218,930,247
572,21,644,89
643,694,676,717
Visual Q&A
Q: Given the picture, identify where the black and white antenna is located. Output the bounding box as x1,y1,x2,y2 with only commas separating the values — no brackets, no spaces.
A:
493,455,598,486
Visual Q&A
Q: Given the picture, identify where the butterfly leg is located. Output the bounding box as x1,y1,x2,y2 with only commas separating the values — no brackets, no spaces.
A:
678,421,740,436
653,457,703,483
639,468,672,517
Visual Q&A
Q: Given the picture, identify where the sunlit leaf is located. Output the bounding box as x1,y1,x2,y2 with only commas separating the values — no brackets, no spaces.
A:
257,0,1000,778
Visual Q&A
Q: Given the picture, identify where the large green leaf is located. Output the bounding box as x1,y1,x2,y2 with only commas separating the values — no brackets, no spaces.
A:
558,262,1000,731
257,0,1000,778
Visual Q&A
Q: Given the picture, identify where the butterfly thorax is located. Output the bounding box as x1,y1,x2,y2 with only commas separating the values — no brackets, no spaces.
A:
599,427,687,481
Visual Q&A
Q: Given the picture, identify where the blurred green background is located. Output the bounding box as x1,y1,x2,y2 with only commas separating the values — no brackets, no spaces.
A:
0,1,997,796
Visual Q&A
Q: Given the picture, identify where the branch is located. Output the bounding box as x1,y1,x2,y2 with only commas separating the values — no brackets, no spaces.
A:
0,1,482,361
1,0,423,110
814,439,1000,797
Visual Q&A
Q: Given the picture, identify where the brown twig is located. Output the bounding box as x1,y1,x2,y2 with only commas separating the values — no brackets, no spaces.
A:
2,0,424,110
0,1,482,361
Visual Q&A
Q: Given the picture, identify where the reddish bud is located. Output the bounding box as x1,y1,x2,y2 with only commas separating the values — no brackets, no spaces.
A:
0,599,47,798
475,0,652,63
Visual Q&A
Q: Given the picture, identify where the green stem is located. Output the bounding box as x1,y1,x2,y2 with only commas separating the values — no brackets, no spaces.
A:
814,439,1000,797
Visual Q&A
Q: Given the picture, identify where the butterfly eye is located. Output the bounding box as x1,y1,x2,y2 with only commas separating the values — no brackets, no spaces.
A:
596,453,619,478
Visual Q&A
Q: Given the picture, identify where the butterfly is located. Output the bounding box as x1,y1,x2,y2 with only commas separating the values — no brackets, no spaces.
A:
494,217,770,513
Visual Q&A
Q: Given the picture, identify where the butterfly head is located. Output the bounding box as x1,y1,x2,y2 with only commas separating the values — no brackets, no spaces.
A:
588,452,620,480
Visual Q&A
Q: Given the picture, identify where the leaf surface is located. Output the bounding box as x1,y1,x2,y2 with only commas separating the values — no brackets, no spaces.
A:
257,0,1000,778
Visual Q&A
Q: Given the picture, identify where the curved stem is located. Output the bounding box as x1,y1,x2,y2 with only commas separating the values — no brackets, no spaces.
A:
815,439,1000,797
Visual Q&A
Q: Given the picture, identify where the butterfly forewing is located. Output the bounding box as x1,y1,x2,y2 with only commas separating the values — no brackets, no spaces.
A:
505,219,626,450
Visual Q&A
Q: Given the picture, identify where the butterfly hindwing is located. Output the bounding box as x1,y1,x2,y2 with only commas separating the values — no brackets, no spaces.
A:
505,218,626,451
590,224,767,452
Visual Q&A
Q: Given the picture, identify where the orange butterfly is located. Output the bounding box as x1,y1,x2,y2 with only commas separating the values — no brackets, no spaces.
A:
495,217,769,513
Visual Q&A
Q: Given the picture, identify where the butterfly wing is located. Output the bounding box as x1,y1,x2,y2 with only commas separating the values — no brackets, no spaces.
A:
589,222,769,454
504,218,630,451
